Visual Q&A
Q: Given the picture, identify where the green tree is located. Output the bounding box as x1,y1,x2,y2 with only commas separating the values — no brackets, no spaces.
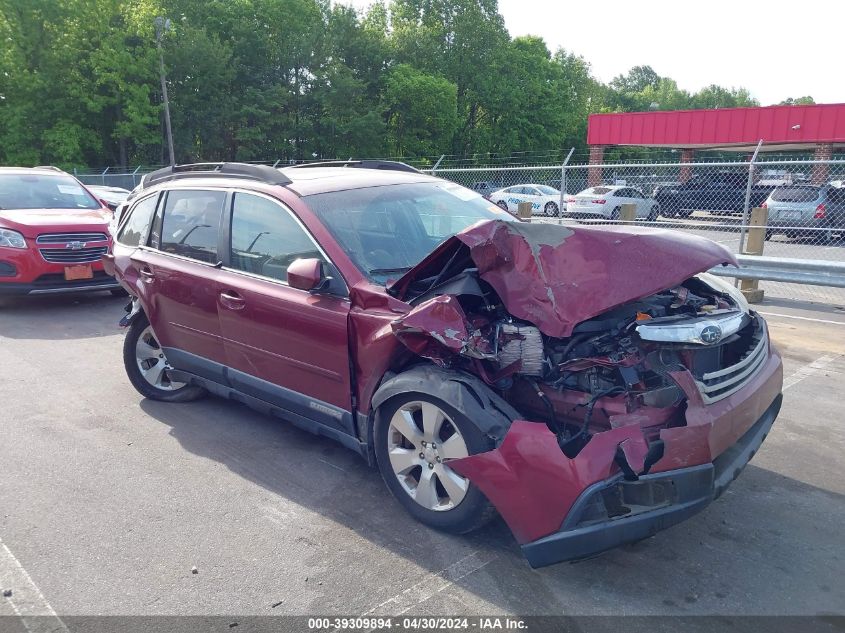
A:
779,96,815,106
382,64,458,156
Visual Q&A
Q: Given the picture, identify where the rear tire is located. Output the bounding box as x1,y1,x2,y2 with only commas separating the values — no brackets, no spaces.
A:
647,205,659,222
123,314,206,402
374,393,496,534
610,206,621,221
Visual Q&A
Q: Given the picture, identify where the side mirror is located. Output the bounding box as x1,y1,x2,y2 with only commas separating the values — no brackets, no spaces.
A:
287,257,327,292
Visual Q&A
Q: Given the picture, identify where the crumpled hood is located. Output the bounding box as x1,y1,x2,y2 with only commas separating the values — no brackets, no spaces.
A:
388,220,737,339
0,208,111,238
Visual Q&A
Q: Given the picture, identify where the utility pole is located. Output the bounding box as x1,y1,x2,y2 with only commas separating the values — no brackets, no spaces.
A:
154,16,175,166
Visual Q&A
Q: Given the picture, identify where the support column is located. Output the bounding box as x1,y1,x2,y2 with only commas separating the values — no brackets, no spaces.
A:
812,143,833,185
679,149,695,183
588,145,605,187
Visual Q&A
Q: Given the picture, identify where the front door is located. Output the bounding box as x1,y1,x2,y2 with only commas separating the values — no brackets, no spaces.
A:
216,191,354,436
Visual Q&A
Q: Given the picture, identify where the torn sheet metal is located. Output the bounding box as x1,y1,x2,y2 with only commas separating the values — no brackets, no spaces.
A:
388,220,737,338
448,346,783,545
390,295,472,365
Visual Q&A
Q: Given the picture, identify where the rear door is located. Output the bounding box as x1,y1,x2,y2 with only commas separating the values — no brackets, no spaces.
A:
136,188,229,379
216,191,354,436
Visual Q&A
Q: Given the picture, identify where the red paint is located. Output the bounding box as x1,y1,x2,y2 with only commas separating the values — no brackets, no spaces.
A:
0,207,112,288
391,295,486,365
588,103,845,147
390,220,736,338
448,421,649,543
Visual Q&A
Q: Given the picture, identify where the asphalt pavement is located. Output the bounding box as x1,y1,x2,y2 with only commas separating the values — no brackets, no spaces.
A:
0,291,843,619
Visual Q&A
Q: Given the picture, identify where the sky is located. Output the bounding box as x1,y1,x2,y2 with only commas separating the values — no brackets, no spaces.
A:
339,0,843,106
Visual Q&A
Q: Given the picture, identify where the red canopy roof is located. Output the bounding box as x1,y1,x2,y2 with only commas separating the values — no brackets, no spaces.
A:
587,103,845,151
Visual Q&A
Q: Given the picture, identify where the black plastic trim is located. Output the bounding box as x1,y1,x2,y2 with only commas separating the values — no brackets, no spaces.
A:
141,163,292,190
288,160,421,174
162,347,356,440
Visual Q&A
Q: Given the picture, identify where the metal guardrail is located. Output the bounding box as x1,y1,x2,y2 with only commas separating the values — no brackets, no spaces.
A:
709,255,845,289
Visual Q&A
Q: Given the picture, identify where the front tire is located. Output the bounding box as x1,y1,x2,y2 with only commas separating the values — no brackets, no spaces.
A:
496,200,508,211
647,205,659,222
544,202,558,217
123,314,206,402
374,394,496,534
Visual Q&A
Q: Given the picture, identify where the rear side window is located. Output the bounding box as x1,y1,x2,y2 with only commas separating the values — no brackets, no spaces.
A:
771,186,822,203
159,190,226,264
229,192,324,282
117,194,158,247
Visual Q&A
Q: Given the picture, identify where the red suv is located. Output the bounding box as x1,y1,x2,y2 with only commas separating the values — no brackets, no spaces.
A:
0,167,120,296
106,162,783,567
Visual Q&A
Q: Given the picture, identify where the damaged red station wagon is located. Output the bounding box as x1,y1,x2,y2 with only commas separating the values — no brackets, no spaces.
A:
105,161,783,567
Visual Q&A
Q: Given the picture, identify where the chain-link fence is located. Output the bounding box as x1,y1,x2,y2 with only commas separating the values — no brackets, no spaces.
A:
427,157,845,306
72,155,845,305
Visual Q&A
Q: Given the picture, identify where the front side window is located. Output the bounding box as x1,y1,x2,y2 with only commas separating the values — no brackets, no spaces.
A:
159,190,225,264
117,194,158,247
0,173,101,210
305,181,515,284
229,193,324,282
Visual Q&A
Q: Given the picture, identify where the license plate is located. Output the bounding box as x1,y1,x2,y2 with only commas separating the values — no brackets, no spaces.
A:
64,264,94,281
779,210,802,220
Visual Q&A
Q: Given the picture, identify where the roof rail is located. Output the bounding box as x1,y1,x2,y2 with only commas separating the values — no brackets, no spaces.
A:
289,160,421,174
140,162,292,189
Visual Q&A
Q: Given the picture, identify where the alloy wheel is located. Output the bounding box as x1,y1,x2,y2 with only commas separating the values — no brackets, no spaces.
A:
135,326,185,391
386,401,470,511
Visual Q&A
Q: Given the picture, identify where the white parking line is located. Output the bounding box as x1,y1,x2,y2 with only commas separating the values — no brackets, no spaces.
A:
0,536,67,632
759,311,845,326
783,354,841,392
362,549,498,617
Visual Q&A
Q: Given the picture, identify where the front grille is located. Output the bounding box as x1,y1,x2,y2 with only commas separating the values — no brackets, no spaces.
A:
36,232,108,244
694,321,768,404
39,246,108,264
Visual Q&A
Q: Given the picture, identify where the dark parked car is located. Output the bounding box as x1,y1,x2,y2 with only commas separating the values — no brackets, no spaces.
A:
470,181,499,196
656,172,774,217
105,161,783,567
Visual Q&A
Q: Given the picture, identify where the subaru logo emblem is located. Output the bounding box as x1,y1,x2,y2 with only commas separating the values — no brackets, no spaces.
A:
700,324,723,345
66,241,86,250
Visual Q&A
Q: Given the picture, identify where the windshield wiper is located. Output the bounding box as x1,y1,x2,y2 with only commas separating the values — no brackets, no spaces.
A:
368,266,413,275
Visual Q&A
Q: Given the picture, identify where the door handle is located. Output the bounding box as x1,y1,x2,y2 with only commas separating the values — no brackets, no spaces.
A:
138,266,155,282
219,290,246,310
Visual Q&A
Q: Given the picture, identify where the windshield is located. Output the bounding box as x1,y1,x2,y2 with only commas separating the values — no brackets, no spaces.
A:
0,173,101,210
771,186,822,203
305,181,516,284
536,185,559,195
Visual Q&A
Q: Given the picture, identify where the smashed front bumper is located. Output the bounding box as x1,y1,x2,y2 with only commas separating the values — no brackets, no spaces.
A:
521,393,781,567
448,341,783,568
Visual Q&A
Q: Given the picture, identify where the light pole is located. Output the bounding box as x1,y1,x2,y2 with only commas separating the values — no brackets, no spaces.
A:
154,16,175,166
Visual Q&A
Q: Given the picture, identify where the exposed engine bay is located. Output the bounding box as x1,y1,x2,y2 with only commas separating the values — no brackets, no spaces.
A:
391,268,761,462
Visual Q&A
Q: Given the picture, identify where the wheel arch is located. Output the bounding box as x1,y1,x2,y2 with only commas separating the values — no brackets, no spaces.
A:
119,295,146,328
369,364,520,455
